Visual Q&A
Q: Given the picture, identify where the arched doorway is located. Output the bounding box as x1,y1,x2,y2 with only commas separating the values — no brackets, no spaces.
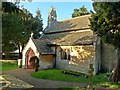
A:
29,56,39,71
25,48,36,69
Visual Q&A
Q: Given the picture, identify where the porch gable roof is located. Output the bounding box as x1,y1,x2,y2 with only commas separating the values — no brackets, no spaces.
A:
32,39,55,55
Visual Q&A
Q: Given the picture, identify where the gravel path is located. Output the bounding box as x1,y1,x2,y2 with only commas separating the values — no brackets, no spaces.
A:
2,68,87,89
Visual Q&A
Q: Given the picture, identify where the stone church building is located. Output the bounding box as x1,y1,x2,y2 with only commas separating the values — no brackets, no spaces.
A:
22,6,117,74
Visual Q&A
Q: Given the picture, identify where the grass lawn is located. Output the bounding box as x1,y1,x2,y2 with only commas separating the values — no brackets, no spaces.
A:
31,69,120,89
0,61,18,71
31,69,88,83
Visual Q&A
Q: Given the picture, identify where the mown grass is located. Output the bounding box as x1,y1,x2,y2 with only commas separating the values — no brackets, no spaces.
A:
31,69,108,84
31,69,120,89
31,69,88,83
0,61,18,71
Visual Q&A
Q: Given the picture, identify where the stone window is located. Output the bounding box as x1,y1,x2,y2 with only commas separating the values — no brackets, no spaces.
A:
61,48,70,60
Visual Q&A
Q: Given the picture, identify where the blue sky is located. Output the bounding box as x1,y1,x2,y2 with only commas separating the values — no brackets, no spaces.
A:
19,2,94,29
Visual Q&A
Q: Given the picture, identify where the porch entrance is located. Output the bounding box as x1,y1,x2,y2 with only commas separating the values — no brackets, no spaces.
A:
25,48,36,69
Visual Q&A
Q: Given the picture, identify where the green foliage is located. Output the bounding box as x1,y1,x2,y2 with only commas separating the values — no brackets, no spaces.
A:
31,9,43,39
90,2,120,48
2,13,24,53
2,2,19,13
99,82,120,89
2,2,24,54
72,5,90,18
90,2,120,83
2,2,43,55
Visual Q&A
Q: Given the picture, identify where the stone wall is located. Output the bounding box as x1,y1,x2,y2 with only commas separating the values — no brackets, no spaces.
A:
94,37,102,74
0,60,17,63
56,45,95,74
101,43,117,71
39,55,54,69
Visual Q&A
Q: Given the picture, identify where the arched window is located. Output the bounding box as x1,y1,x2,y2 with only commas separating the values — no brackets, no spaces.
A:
61,48,70,60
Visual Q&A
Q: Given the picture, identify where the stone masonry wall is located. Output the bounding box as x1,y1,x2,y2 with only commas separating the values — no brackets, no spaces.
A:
56,45,95,74
39,55,54,69
101,43,117,71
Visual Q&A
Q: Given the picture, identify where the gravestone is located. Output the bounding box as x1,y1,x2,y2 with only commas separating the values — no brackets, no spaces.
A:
87,64,94,89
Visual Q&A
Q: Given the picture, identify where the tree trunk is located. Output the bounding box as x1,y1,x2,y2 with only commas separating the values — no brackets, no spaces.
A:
21,43,24,52
109,48,120,83
18,44,22,59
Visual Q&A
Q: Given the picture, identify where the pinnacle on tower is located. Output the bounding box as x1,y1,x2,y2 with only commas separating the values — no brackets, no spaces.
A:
47,6,57,27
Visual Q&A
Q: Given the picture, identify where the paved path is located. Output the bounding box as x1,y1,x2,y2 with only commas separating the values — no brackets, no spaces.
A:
2,68,87,89
1,75,33,90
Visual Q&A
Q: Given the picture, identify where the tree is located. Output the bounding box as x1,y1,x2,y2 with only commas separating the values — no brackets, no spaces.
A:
72,5,89,18
90,2,120,83
31,8,43,39
2,2,43,59
2,2,19,13
2,2,22,55
72,9,80,18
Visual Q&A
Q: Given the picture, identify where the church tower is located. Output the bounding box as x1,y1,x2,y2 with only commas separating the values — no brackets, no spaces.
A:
47,6,57,27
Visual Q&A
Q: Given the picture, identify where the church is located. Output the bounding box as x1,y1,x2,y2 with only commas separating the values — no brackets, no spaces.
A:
22,6,117,74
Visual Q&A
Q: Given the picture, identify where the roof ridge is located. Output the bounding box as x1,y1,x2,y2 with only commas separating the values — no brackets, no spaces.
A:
32,38,49,42
58,14,91,22
44,14,91,34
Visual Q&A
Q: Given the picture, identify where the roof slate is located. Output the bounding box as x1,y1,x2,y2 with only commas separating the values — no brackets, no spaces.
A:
44,14,91,33
36,15,94,54
32,39,55,55
40,30,94,45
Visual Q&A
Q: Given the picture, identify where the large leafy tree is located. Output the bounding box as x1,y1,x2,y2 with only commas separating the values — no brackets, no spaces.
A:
2,2,21,55
2,2,19,13
31,8,43,39
2,2,43,58
72,5,89,18
90,2,120,83
2,14,23,52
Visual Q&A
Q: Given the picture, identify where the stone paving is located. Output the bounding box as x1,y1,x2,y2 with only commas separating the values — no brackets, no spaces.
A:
0,75,33,90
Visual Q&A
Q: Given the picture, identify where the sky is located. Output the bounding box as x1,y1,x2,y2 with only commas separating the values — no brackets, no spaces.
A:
19,2,94,29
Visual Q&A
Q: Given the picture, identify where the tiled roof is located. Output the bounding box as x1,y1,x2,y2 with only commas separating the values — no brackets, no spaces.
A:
32,39,55,55
40,30,94,45
44,14,91,33
36,15,94,54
